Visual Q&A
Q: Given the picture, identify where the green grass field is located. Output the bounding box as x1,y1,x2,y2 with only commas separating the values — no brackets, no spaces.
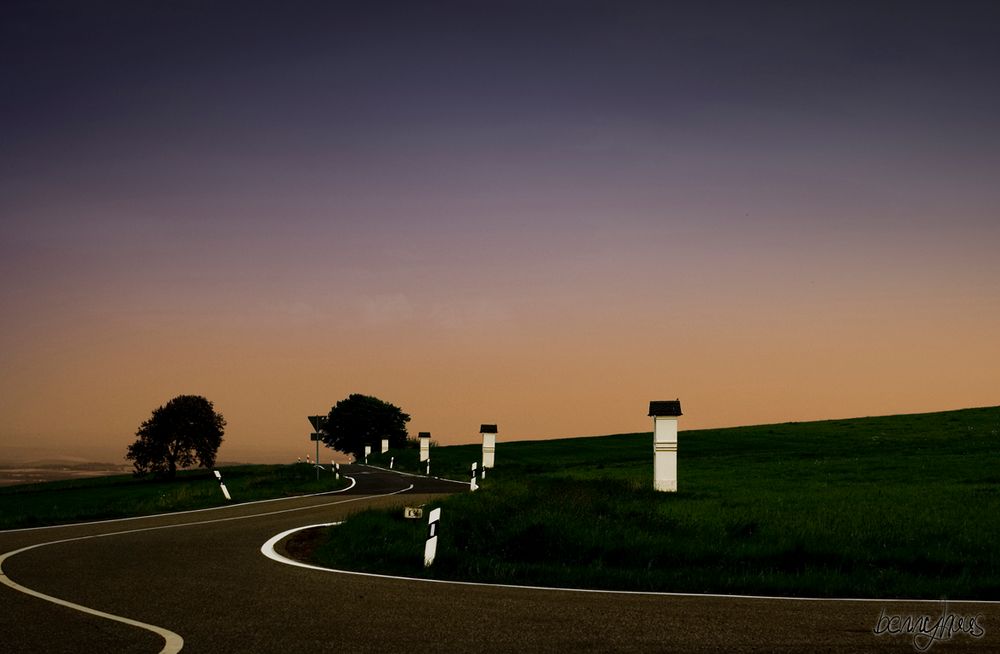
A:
313,406,1000,599
0,463,346,530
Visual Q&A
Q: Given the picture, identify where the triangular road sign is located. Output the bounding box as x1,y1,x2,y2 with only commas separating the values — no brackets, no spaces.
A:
308,415,326,431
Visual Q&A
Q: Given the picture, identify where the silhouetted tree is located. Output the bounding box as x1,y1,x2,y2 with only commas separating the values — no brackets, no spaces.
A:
126,395,226,478
322,394,410,459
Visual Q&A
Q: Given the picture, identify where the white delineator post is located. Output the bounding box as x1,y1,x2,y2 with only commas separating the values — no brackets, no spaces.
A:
390,456,395,469
334,462,339,480
381,438,389,454
470,462,478,491
213,470,231,501
424,507,441,567
481,423,497,469
364,445,372,464
419,431,431,463
649,400,682,492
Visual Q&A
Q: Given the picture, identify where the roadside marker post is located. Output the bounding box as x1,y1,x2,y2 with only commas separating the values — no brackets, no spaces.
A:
213,470,231,501
480,424,497,469
364,445,372,464
426,459,430,476
389,456,394,469
649,400,682,493
424,507,441,567
470,462,478,491
334,462,340,480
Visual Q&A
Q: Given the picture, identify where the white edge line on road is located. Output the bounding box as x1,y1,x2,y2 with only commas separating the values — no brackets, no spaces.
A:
261,523,1000,606
363,463,469,484
0,543,185,653
1,475,358,534
0,478,415,654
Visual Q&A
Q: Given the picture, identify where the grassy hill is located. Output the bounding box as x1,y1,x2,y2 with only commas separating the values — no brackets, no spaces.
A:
314,406,1000,599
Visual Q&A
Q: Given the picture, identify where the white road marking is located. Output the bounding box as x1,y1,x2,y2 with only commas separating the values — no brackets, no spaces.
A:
2,475,358,534
0,542,185,652
260,482,415,566
262,523,1000,605
363,463,469,485
0,476,417,653
261,523,344,567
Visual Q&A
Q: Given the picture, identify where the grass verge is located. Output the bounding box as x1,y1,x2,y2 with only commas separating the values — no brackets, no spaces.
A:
0,463,346,530
307,406,1000,599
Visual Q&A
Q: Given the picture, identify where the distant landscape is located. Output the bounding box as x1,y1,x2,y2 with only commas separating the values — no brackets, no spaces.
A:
0,460,260,487
0,461,132,487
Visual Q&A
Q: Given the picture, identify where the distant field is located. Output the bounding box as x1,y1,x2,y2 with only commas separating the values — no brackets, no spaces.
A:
311,406,1000,599
0,463,132,487
0,464,346,530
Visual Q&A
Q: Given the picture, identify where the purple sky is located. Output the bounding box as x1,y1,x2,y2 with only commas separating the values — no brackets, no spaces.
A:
2,1,999,462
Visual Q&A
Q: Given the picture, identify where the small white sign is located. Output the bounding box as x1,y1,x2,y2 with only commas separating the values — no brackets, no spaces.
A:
404,506,424,519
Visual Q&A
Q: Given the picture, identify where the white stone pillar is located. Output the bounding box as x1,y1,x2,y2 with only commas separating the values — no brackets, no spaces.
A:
649,400,682,492
381,438,389,454
480,424,497,469
419,431,431,462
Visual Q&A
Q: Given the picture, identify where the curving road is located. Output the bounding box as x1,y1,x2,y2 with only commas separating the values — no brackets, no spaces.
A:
2,466,996,653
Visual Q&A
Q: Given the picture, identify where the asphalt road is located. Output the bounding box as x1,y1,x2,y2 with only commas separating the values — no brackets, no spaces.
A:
1,466,996,653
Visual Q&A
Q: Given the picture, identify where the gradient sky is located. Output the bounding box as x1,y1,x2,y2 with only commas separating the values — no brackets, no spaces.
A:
2,1,999,463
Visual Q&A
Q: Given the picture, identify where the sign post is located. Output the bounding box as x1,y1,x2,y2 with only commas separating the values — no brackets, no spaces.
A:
308,415,327,481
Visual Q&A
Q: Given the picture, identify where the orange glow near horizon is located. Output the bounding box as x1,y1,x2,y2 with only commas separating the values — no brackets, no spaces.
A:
3,215,998,463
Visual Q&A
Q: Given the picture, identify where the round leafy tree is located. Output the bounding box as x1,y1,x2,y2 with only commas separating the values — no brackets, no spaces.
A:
322,394,410,459
126,395,226,478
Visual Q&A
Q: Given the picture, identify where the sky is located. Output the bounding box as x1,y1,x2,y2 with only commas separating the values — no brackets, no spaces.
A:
2,0,999,463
